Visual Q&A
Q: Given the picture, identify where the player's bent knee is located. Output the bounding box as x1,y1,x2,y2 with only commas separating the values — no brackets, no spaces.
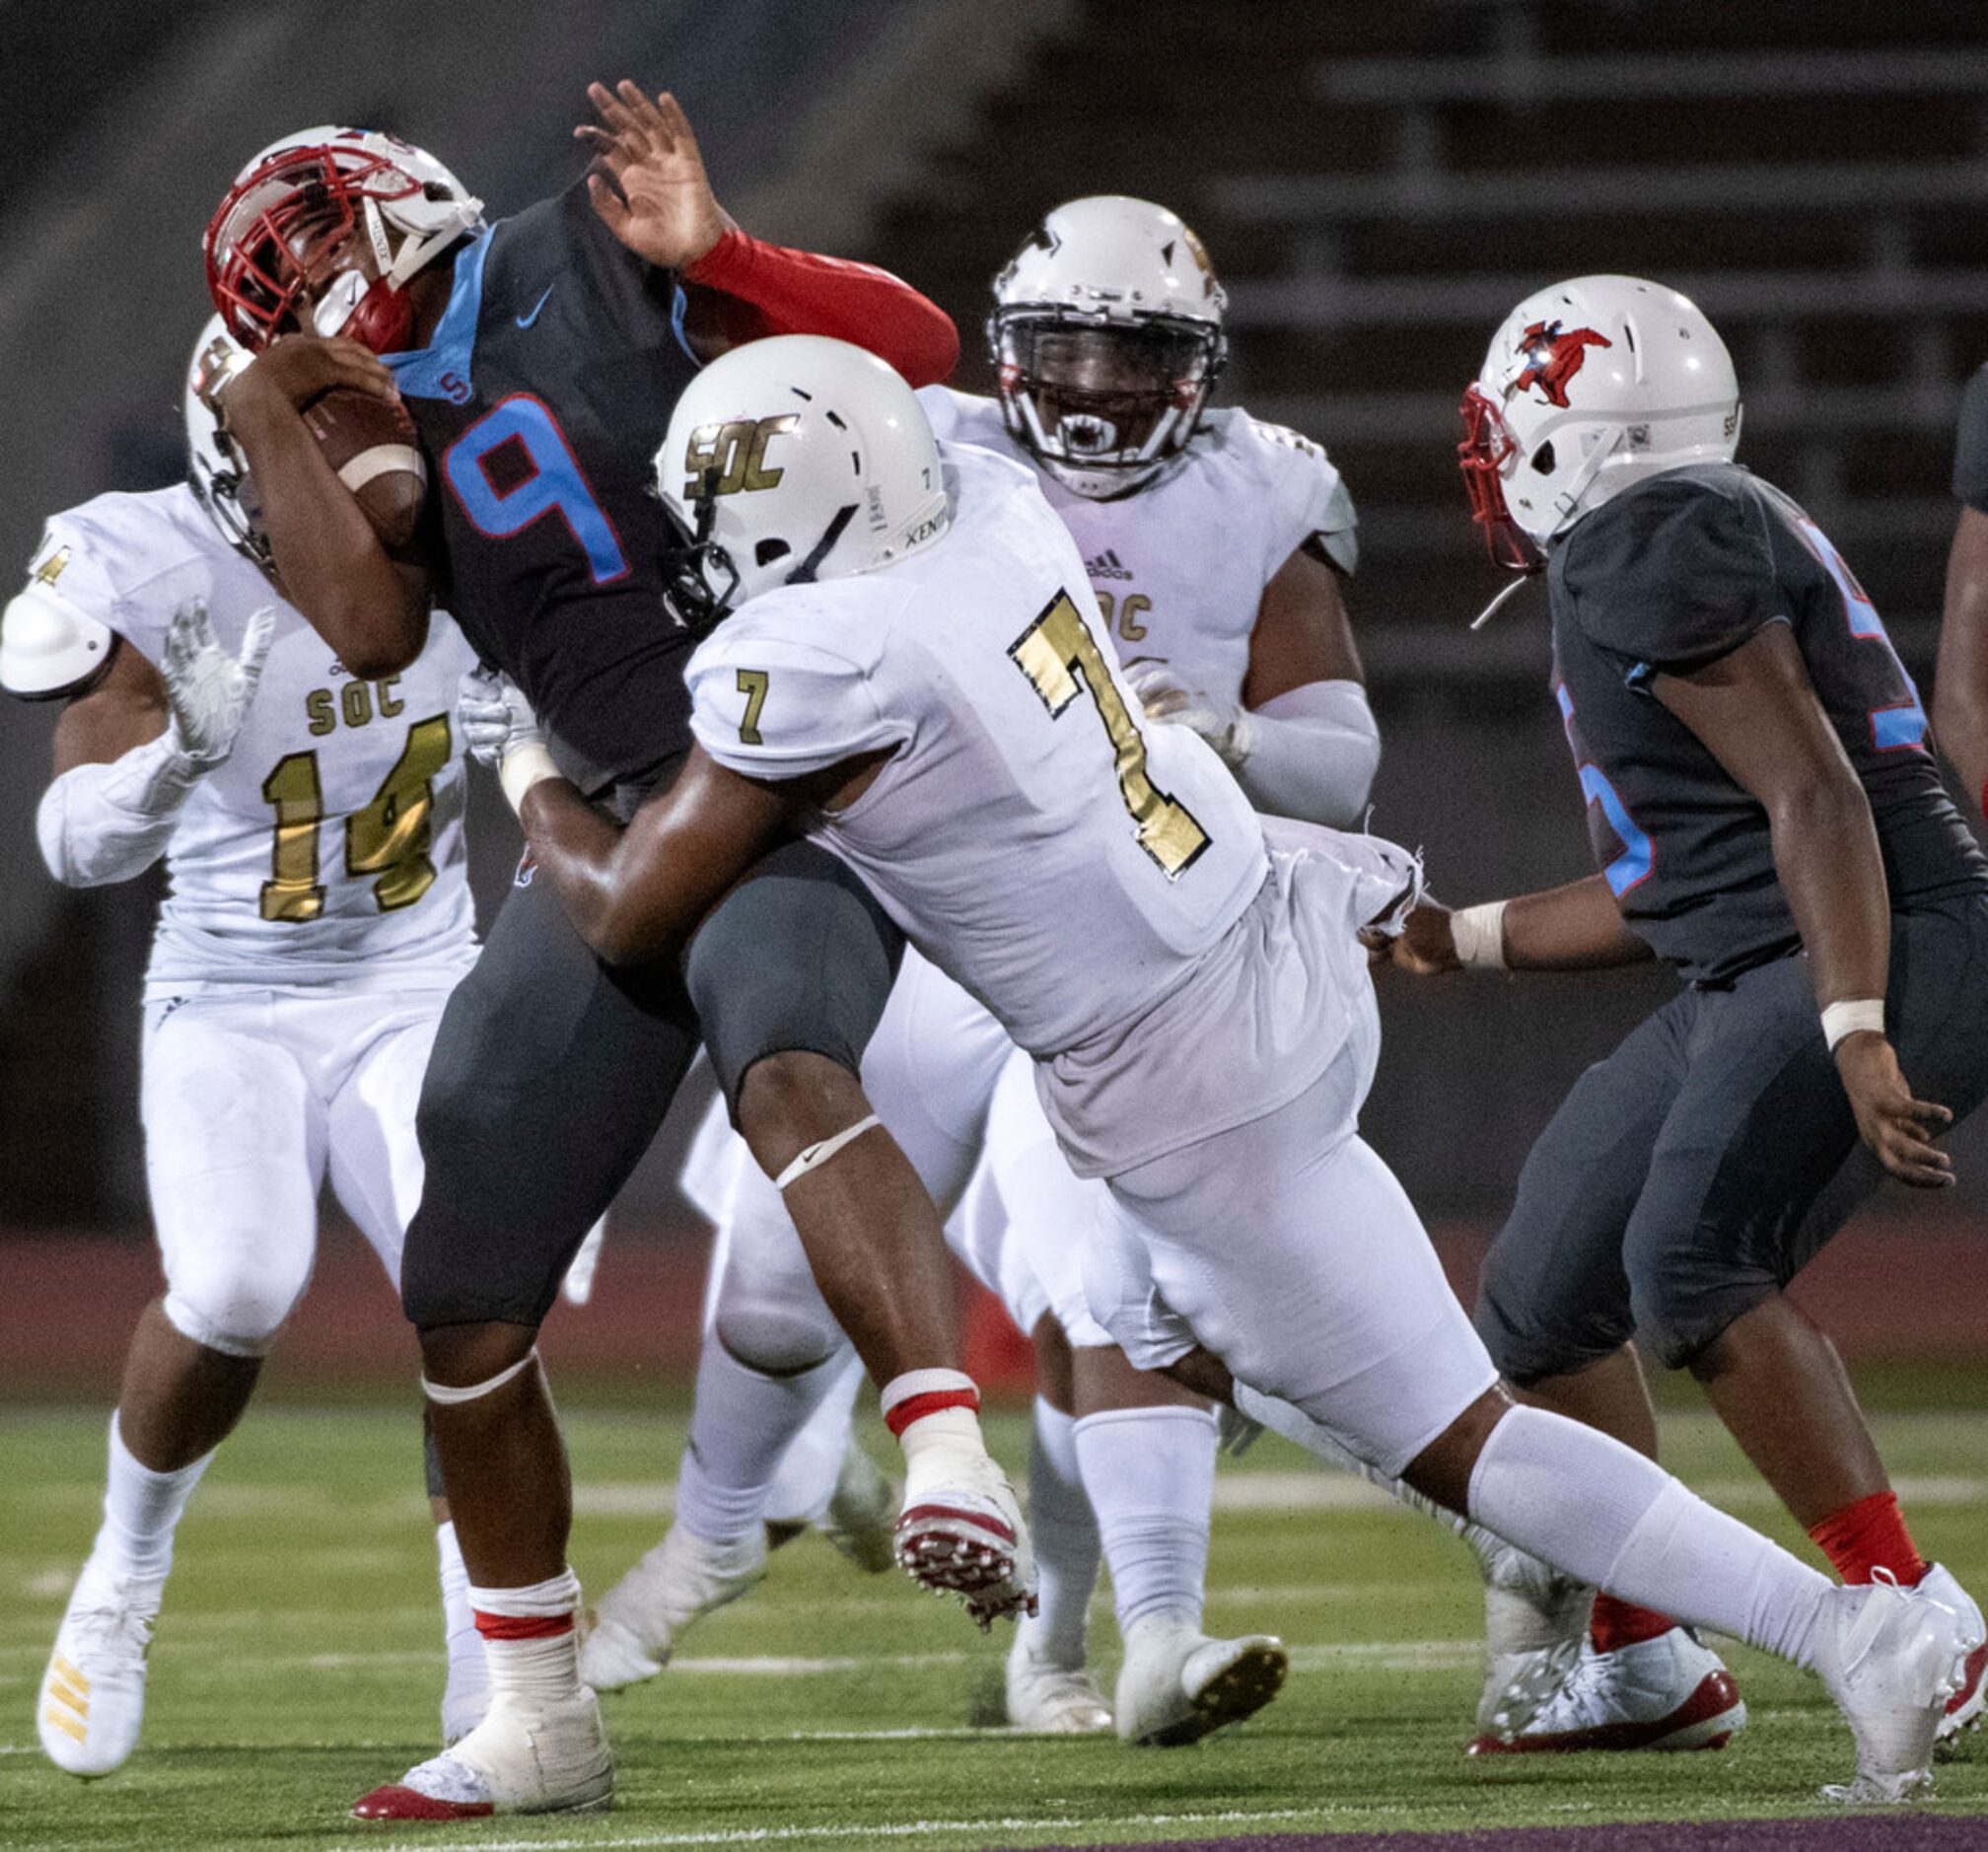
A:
713,1301,843,1378
162,1267,308,1359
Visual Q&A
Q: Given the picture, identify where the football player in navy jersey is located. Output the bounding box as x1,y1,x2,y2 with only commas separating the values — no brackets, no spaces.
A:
200,85,1027,1819
1934,358,1988,822
1381,276,1988,1756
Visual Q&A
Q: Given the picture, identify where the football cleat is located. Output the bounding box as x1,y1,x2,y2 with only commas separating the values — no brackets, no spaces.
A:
1921,1563,1988,1746
1114,1617,1288,1747
579,1526,766,1692
1006,1630,1112,1734
1468,1625,1744,1755
37,1557,162,1777
893,1462,1037,1628
816,1439,899,1576
1814,1573,1978,1804
350,1688,612,1819
1475,1535,1595,1732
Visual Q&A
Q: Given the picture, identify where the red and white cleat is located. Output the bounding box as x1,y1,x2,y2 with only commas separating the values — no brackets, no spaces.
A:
1923,1564,1988,1748
1467,1626,1744,1756
894,1471,1036,1629
350,1689,612,1819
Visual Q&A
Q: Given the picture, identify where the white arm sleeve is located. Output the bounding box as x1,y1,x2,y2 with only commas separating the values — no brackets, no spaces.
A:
36,732,203,888
1234,678,1381,829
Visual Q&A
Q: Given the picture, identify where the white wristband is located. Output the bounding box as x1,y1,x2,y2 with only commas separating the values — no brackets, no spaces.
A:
499,742,560,815
1450,900,1509,971
1820,997,1886,1051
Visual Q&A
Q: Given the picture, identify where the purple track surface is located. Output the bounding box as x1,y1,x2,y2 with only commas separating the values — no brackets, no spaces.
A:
992,1819,1988,1852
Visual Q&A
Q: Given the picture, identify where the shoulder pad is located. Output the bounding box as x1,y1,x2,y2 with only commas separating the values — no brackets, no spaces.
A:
0,578,117,700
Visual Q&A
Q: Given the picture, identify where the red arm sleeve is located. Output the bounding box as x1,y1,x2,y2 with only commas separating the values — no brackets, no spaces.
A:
679,229,959,388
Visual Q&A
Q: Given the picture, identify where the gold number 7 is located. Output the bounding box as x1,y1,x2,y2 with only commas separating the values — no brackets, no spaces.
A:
1008,590,1210,878
737,669,770,746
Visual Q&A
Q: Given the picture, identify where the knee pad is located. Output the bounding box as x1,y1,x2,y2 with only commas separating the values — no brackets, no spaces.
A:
686,841,901,1116
163,1257,311,1360
711,1248,843,1375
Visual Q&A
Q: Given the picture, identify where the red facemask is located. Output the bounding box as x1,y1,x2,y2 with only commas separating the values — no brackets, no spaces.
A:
1456,384,1541,574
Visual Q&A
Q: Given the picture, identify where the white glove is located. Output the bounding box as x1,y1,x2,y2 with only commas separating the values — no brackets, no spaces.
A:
458,666,544,768
160,600,275,768
1121,661,1252,770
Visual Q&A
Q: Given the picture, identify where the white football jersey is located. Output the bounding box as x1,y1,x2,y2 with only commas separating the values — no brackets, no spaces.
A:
26,485,477,993
918,389,1356,709
687,443,1401,1175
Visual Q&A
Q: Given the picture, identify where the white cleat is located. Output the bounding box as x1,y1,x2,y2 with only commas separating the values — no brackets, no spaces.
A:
37,1557,161,1777
1114,1617,1288,1747
351,1688,613,1819
894,1457,1036,1629
1815,1573,1978,1804
1476,1537,1594,1732
816,1440,899,1576
1468,1626,1744,1755
1922,1563,1988,1747
579,1526,766,1692
1006,1630,1112,1734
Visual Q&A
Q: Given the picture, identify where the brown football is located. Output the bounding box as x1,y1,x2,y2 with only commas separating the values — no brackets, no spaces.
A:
303,388,428,552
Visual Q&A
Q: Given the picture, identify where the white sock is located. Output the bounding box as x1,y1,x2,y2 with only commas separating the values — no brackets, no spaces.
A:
1075,1405,1215,1634
436,1521,486,1690
96,1410,212,1585
1466,1405,1829,1670
1018,1398,1100,1669
674,1338,848,1547
764,1344,865,1528
882,1371,993,1501
469,1569,583,1706
1230,1381,1519,1568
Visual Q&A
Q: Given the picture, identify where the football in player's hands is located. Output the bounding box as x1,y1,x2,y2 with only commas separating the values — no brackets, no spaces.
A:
303,388,428,551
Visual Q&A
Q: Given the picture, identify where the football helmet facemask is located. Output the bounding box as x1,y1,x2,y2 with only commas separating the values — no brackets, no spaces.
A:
184,317,275,574
989,195,1227,500
654,334,950,632
1460,273,1741,571
204,127,482,354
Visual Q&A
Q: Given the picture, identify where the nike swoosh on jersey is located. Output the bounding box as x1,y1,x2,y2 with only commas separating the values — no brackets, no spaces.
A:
516,288,553,329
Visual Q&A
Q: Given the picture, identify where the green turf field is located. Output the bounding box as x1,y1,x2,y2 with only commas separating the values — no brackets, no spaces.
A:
3,1391,1983,1851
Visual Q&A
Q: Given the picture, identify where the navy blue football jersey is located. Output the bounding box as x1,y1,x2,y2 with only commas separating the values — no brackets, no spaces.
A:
1547,463,1988,984
1952,364,1988,515
387,181,700,795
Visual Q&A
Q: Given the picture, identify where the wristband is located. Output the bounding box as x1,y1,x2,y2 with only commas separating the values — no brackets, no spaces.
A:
1450,900,1509,971
499,743,559,816
1820,997,1886,1051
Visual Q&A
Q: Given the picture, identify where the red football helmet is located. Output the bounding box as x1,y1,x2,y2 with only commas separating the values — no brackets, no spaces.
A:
203,127,482,354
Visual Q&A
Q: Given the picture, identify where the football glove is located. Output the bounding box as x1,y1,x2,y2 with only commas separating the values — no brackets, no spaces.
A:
159,600,275,768
1121,661,1252,770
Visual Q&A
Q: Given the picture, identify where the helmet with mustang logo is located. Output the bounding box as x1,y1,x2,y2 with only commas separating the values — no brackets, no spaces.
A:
988,195,1228,501
1458,274,1741,571
204,127,483,355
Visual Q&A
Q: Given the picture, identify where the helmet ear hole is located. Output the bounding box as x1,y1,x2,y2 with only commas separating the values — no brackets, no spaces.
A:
754,538,792,568
1529,440,1556,475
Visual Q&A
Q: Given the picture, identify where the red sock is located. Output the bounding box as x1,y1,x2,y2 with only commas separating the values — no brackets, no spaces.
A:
1808,1489,1927,1587
1589,1592,1676,1653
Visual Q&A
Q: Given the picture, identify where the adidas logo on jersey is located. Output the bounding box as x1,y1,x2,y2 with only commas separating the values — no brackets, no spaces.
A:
1086,549,1134,582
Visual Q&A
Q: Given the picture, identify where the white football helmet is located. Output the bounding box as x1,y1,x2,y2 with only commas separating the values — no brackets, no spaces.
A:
184,317,273,573
204,126,483,354
989,195,1227,500
1459,274,1741,570
654,334,949,629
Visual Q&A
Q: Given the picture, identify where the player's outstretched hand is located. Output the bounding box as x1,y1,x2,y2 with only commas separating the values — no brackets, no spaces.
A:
161,601,275,768
1367,900,1462,975
215,334,398,416
577,82,727,271
1834,1033,1954,1187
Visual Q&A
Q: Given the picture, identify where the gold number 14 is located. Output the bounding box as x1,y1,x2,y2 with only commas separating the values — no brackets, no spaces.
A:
260,714,453,922
1008,590,1210,878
